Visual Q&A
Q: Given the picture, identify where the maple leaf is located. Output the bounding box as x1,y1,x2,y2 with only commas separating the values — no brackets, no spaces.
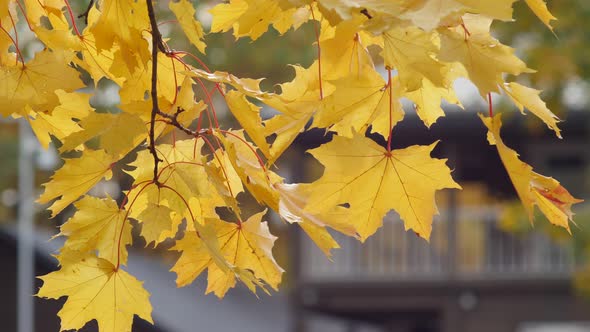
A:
314,67,404,139
225,90,271,158
138,203,174,247
60,112,147,157
438,14,533,96
171,211,283,297
37,255,153,332
454,0,517,21
320,13,377,80
502,82,561,138
126,139,211,242
404,78,462,128
317,0,425,26
306,133,461,241
0,49,84,116
524,0,557,31
262,62,333,164
169,0,207,54
217,130,282,209
88,0,150,70
22,0,64,25
57,196,132,265
480,114,582,233
209,0,309,40
277,183,356,257
382,25,447,91
38,149,116,217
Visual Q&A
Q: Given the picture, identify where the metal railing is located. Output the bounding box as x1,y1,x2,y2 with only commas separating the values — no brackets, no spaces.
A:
300,205,576,282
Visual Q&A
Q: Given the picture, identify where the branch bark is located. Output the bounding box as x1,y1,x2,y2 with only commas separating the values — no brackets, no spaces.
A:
146,0,163,184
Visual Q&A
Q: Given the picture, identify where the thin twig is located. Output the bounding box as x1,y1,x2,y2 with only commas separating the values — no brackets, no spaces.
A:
77,0,95,25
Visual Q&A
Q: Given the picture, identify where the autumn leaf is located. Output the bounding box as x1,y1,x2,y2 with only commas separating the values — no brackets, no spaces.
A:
60,112,147,156
480,114,582,232
277,183,355,257
382,25,447,91
524,0,557,31
0,49,84,116
57,196,132,265
37,255,153,332
314,67,403,139
38,149,115,217
438,14,533,96
224,90,271,158
89,0,150,70
404,78,462,128
171,211,283,297
306,133,461,241
502,82,561,138
262,62,333,164
138,203,174,246
169,0,207,54
209,0,308,40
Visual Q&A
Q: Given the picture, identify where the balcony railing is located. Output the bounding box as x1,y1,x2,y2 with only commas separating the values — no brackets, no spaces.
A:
299,204,576,282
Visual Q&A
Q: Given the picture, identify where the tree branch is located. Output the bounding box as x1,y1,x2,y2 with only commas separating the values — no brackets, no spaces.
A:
77,0,95,25
146,0,164,184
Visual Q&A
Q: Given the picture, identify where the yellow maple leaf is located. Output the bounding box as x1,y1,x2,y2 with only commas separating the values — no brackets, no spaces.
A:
27,90,94,148
138,203,174,247
502,82,561,138
0,49,84,116
37,255,153,332
203,148,244,215
171,211,283,297
209,0,307,40
38,149,115,217
315,67,403,139
317,0,425,26
454,0,517,21
382,25,447,91
480,114,583,233
400,0,468,31
263,62,333,164
89,0,150,70
404,78,462,128
524,0,557,31
125,140,210,239
225,90,271,158
169,0,207,54
306,133,461,241
218,130,282,210
116,52,184,104
57,196,132,265
320,13,377,80
277,183,356,257
438,14,533,96
59,112,147,157
22,0,63,25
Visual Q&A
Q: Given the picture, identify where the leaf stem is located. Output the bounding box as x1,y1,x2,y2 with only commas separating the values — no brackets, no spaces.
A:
387,67,393,152
63,0,82,38
15,0,34,31
116,181,152,269
0,23,24,65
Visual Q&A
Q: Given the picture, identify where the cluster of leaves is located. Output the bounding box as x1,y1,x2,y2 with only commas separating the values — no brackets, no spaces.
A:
0,0,584,330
